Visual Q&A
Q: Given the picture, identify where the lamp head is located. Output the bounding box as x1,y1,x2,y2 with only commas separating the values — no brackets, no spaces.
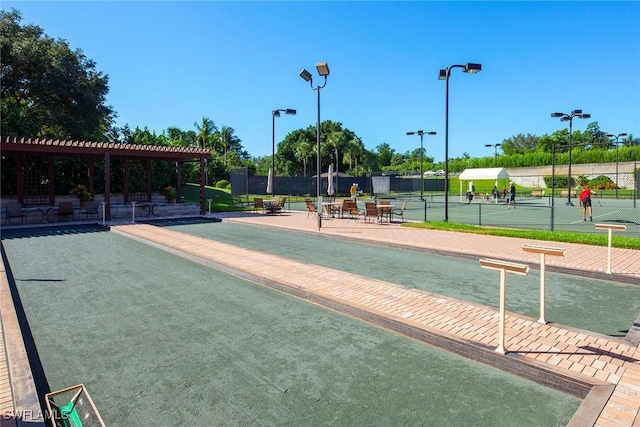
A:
438,69,448,80
299,69,312,82
406,132,416,136
571,109,582,115
426,131,437,135
619,133,628,137
484,144,492,147
463,63,482,73
578,113,590,119
316,62,330,76
551,112,565,118
561,116,570,122
285,109,297,115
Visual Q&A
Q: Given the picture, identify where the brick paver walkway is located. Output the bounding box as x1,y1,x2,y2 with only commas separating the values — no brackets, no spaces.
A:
1,211,639,426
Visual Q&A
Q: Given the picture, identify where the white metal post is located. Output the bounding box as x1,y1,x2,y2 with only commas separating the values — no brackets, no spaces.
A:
607,228,613,274
131,201,136,224
538,253,546,324
480,258,529,355
595,224,626,274
522,245,565,324
498,268,507,354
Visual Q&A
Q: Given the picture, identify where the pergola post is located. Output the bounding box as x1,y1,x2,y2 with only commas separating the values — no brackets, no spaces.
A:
146,160,152,202
48,155,55,205
16,155,24,204
104,151,111,220
123,159,130,204
88,157,95,196
199,158,205,215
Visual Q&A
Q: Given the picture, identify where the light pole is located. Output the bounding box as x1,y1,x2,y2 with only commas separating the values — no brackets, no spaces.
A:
407,130,436,200
271,108,296,195
439,62,482,221
300,62,330,229
550,110,590,206
485,143,501,166
606,133,627,199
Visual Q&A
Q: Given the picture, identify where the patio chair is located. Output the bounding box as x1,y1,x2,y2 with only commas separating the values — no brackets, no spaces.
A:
57,201,75,222
304,198,317,218
5,202,26,225
392,201,408,223
278,196,287,210
253,197,265,213
343,200,361,221
79,201,99,220
364,202,380,224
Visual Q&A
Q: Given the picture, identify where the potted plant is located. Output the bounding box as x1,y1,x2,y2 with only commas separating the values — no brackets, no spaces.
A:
70,184,92,207
163,185,177,203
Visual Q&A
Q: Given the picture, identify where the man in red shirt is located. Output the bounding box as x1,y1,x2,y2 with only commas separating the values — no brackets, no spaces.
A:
579,182,594,222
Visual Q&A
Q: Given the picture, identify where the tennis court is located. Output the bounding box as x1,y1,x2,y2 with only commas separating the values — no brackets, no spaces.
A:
287,195,640,235
1,223,584,425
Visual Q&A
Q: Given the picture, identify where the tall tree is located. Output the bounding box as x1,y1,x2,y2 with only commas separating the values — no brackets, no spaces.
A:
1,8,114,140
500,133,539,155
194,117,217,149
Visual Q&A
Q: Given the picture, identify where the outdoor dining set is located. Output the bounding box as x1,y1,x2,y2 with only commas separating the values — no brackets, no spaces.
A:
2,201,100,225
306,198,407,223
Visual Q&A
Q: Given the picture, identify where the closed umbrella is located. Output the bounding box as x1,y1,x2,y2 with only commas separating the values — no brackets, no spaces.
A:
266,167,273,195
327,164,334,197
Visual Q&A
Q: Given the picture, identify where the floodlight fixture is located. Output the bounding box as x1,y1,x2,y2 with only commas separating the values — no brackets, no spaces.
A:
438,61,482,221
550,109,592,205
299,69,312,82
464,63,482,73
316,62,330,76
285,109,297,115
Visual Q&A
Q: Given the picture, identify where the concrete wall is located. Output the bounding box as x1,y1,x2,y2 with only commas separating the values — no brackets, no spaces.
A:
505,161,637,189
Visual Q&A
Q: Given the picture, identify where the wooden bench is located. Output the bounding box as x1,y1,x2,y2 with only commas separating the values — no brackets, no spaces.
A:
560,190,576,197
530,190,545,197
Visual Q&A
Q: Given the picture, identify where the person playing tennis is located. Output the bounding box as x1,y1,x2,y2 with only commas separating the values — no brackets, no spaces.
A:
579,182,595,222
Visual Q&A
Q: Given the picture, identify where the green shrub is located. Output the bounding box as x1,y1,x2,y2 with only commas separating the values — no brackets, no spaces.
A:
589,175,617,190
215,180,231,189
543,175,574,188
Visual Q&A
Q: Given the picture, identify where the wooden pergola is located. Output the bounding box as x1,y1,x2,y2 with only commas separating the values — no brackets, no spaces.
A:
1,136,211,220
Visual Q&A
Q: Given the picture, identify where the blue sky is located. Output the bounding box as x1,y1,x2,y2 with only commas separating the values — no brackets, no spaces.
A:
4,1,640,163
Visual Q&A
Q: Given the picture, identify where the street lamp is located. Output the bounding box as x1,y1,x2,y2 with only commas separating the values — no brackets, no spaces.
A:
606,133,627,199
271,108,296,194
484,143,501,166
550,110,591,205
407,130,436,200
300,62,330,229
439,62,482,221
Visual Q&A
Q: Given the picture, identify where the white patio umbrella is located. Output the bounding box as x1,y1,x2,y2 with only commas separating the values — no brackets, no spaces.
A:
266,167,273,195
327,164,334,197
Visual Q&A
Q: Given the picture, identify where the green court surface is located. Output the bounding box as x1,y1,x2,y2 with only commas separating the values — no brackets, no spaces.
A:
164,220,640,338
1,225,581,425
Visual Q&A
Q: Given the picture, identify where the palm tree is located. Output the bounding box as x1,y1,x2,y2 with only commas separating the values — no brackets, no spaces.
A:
217,125,234,166
194,117,217,185
194,117,217,150
295,139,314,177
